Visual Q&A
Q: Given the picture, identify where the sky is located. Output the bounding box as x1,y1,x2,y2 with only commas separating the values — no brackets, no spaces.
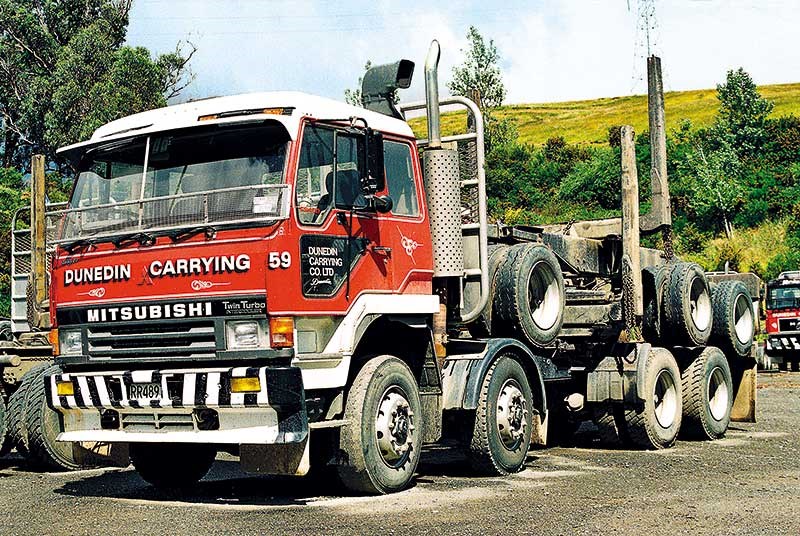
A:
126,0,800,106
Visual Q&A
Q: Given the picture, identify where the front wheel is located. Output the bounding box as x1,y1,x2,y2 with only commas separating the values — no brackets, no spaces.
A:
130,443,216,489
336,355,422,494
468,355,533,475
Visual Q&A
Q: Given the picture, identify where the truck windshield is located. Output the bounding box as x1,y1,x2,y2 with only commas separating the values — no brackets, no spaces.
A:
52,123,291,243
767,284,800,310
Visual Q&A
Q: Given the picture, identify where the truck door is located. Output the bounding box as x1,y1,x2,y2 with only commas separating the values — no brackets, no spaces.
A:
294,123,393,301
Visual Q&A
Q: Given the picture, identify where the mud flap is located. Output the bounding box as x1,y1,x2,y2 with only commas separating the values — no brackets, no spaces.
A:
586,343,650,404
730,362,757,423
240,436,310,475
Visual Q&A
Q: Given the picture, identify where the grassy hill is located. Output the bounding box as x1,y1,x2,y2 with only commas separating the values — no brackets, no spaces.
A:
409,82,800,146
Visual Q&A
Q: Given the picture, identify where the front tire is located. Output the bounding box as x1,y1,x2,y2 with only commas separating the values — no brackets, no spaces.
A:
130,443,216,489
680,347,733,440
337,355,422,494
468,355,533,475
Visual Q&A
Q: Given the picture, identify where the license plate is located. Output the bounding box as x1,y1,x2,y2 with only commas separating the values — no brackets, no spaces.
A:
129,382,162,401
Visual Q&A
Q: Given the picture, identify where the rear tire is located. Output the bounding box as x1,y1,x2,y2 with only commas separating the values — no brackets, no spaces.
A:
663,262,712,346
24,365,85,471
130,444,216,489
495,244,565,347
710,281,754,359
624,347,682,449
468,356,533,475
679,347,733,440
0,388,8,456
336,355,422,494
642,265,669,344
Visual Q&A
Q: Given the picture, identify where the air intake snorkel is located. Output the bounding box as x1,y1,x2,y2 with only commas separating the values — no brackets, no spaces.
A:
361,60,415,119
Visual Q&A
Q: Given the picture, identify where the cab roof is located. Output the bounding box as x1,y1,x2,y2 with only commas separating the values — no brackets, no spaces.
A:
57,91,415,158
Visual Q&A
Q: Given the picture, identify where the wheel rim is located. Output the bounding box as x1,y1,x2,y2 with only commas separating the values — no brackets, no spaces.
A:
496,379,528,450
690,277,711,332
653,369,678,429
375,387,415,468
528,260,560,331
707,366,730,421
733,293,754,344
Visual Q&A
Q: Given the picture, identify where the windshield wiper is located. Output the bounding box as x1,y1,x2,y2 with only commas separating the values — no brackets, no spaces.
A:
112,232,156,249
61,238,98,254
168,226,217,243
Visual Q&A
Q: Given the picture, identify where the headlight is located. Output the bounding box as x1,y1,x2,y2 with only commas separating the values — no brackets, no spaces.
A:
225,320,268,350
58,329,83,355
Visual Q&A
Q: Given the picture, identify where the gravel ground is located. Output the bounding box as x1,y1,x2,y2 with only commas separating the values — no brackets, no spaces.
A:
0,371,798,536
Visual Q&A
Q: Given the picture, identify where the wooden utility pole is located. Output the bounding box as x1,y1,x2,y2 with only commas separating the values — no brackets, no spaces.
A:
621,126,643,338
31,154,48,328
641,55,672,233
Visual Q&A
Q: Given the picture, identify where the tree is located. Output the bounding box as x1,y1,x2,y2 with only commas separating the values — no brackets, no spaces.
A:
344,60,373,106
448,26,506,110
713,67,773,158
0,0,194,170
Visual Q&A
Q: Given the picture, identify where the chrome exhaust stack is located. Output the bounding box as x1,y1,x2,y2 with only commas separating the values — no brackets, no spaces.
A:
424,40,443,149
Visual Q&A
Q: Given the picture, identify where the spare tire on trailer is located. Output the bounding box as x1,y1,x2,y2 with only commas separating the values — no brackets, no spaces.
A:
642,265,669,344
23,365,85,471
494,243,565,347
710,280,754,359
662,262,712,346
469,245,511,337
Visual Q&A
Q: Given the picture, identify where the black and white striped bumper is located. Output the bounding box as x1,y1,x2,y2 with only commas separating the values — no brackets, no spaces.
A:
766,335,800,353
45,366,307,445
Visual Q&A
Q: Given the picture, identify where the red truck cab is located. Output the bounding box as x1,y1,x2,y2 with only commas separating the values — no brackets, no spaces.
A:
765,271,800,370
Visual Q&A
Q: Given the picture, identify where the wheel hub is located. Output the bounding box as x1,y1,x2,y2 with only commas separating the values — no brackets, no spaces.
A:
653,369,678,429
375,390,415,465
497,380,528,449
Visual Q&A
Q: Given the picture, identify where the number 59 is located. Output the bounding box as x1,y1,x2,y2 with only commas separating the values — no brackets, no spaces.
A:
268,251,291,269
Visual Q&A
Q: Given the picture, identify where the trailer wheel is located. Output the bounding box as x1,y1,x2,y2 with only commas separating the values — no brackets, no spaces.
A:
642,265,669,344
7,363,49,457
0,387,8,456
0,320,11,341
680,347,733,440
592,401,625,447
130,444,216,489
468,355,533,475
495,244,565,347
337,355,422,494
624,347,682,449
469,245,510,337
710,281,754,359
24,365,86,471
663,262,712,346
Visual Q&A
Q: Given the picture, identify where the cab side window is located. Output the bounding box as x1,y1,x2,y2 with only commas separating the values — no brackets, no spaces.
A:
384,141,419,216
296,125,335,225
296,124,368,225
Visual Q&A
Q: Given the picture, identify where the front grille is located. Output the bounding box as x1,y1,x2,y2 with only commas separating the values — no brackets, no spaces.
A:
87,320,217,359
121,412,195,432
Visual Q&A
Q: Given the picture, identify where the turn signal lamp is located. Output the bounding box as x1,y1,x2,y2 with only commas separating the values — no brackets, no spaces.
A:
56,380,75,397
49,329,59,355
230,377,261,393
269,316,294,348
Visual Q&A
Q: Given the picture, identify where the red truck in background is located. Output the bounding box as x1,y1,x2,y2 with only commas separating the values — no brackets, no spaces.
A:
765,271,800,371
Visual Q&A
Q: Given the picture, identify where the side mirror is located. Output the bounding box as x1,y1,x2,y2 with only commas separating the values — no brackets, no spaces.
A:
373,195,393,213
360,129,385,196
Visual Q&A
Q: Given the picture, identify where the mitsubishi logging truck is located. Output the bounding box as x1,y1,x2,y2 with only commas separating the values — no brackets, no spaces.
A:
765,271,800,371
41,42,759,494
